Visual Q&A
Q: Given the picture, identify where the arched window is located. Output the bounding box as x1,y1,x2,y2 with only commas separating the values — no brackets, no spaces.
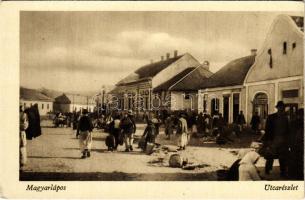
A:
253,92,268,119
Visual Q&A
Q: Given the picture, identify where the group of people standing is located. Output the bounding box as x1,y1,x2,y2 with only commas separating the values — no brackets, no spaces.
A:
74,109,137,158
225,101,304,181
260,101,304,179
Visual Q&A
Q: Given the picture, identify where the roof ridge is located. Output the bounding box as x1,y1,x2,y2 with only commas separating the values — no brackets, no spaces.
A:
168,64,202,90
209,55,254,79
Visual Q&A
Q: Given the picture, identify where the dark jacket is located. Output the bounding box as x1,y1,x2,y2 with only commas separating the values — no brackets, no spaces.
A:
263,112,289,142
120,116,136,134
77,115,93,132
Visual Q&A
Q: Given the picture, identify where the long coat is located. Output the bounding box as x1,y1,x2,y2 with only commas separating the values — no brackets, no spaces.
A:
262,112,289,158
263,113,289,142
25,106,42,140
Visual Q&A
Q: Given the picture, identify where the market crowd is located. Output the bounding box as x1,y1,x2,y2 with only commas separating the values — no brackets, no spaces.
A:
20,100,303,181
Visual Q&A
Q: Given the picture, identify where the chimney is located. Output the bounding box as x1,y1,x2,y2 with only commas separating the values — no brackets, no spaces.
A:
161,56,164,61
174,50,178,58
166,53,170,59
202,60,210,70
251,49,257,56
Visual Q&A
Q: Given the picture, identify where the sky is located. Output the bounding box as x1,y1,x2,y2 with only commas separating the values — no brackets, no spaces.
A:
20,11,303,92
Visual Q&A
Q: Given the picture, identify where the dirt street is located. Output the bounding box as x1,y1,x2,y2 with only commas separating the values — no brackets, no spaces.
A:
20,120,281,181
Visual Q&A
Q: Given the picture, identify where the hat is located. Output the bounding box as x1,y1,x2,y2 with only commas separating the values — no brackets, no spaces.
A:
275,101,285,108
128,110,133,115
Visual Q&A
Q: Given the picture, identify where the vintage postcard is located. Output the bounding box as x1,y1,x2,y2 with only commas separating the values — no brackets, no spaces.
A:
0,1,304,199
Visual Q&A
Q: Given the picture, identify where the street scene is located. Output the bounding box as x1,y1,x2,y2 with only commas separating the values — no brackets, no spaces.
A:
19,11,304,181
21,120,283,181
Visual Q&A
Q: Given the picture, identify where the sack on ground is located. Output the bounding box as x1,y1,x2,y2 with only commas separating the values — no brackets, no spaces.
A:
138,136,146,150
105,135,115,148
169,154,188,168
145,142,155,155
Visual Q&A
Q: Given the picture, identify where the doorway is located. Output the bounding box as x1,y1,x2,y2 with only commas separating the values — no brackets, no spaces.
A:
253,92,268,128
211,98,219,116
233,93,240,123
223,95,230,123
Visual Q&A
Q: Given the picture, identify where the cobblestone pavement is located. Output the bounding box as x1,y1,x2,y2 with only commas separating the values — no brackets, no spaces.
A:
20,120,282,181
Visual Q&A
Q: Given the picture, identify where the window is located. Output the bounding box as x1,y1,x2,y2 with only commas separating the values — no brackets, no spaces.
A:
184,93,191,100
267,48,272,68
283,42,287,54
282,89,299,98
47,104,49,109
292,42,296,49
42,104,44,109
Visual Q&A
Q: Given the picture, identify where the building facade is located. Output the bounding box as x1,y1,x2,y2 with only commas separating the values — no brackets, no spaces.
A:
20,87,54,115
109,51,201,112
198,54,256,123
54,93,95,113
169,63,213,111
244,15,304,125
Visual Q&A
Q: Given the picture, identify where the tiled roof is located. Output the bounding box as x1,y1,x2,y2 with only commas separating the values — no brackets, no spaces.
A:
200,55,255,89
117,55,183,86
20,87,54,102
169,65,213,91
290,16,304,32
54,94,71,104
153,67,196,92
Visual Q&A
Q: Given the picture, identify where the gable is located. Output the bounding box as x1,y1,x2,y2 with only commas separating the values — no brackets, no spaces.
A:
246,15,304,83
152,53,200,88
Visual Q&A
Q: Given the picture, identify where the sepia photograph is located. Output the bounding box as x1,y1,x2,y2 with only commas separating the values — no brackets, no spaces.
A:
18,10,304,182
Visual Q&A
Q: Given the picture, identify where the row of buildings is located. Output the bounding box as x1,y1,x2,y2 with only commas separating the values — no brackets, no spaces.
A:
20,87,95,115
109,15,304,125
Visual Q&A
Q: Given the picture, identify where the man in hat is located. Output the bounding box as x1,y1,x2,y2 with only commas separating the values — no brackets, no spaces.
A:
120,110,136,152
263,101,290,177
77,109,94,158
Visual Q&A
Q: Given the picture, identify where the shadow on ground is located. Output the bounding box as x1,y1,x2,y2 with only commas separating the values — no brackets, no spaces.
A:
19,171,217,181
28,156,80,160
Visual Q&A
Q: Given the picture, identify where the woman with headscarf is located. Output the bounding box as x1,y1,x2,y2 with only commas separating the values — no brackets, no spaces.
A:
239,151,261,181
142,120,157,151
177,113,189,150
226,149,251,181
